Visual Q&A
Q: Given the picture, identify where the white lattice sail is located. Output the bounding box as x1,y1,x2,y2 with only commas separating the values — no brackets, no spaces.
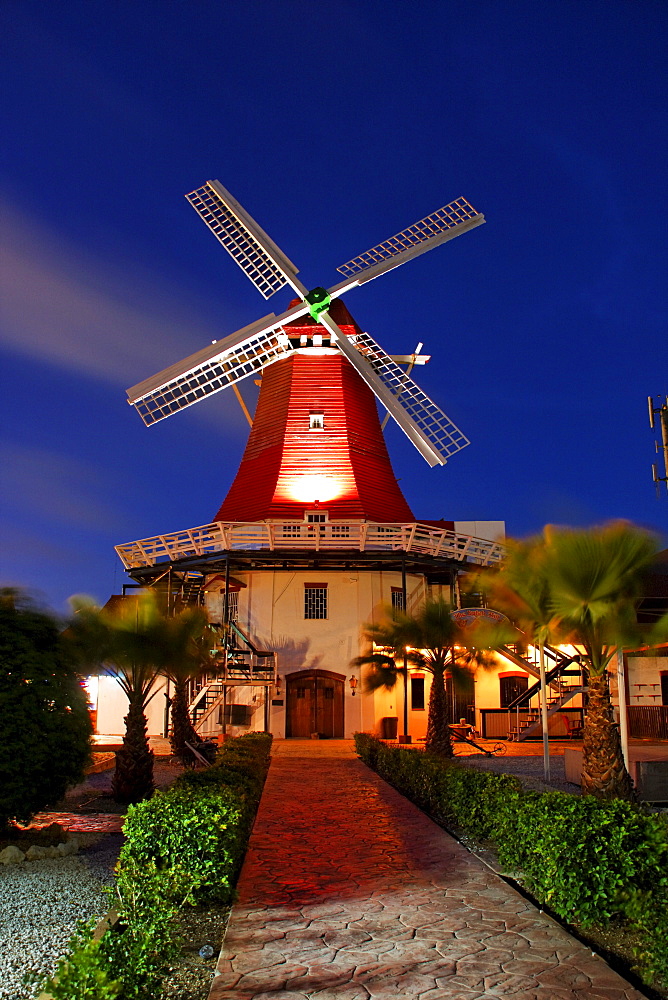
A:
186,180,306,300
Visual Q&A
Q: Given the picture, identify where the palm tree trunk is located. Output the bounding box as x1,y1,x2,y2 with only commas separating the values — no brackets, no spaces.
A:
169,678,201,761
581,672,635,801
111,697,155,804
424,666,454,757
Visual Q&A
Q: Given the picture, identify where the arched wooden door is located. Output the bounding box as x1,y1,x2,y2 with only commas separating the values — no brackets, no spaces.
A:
286,670,345,738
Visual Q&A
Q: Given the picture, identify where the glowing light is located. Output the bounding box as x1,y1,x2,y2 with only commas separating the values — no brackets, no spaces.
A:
288,474,342,504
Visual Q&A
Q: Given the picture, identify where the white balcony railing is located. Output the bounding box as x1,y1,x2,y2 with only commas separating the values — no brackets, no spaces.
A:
115,521,505,571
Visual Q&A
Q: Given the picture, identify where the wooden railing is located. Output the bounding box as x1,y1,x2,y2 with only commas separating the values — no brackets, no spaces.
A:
628,706,668,740
115,520,505,571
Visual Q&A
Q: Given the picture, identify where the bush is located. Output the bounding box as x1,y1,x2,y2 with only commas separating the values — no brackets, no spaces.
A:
120,732,272,904
30,921,121,999
0,590,92,829
355,733,668,988
102,863,191,999
35,733,272,999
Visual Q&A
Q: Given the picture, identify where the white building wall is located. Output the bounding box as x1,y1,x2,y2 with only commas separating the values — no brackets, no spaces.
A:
626,656,667,705
94,674,168,737
454,521,505,542
203,567,428,739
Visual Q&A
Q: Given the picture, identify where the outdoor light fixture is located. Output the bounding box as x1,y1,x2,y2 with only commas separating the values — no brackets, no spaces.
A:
274,679,282,698
349,675,358,696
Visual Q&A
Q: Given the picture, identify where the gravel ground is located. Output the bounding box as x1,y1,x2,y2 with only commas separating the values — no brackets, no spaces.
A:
0,835,122,1000
0,758,183,999
454,748,581,794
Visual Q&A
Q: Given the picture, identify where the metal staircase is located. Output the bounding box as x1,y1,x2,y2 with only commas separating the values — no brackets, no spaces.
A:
188,621,277,732
502,645,587,741
176,572,205,607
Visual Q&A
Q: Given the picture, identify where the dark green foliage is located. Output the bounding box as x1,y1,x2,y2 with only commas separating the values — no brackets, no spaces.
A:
32,733,272,999
120,732,272,904
355,733,668,989
102,863,190,999
0,590,92,829
31,921,121,999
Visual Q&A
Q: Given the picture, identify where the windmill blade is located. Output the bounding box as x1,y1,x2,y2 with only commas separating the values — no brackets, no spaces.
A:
331,198,484,293
382,343,427,429
186,180,309,301
317,313,469,467
127,300,311,427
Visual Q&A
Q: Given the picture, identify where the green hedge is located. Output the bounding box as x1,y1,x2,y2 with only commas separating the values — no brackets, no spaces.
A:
120,732,272,904
354,733,668,987
35,733,272,1000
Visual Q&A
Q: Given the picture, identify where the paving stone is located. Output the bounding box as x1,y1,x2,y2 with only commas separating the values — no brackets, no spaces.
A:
418,990,484,1000
208,740,645,1000
311,988,371,1000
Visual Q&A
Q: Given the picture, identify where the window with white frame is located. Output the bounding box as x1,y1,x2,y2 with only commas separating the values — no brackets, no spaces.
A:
304,584,328,619
309,412,324,430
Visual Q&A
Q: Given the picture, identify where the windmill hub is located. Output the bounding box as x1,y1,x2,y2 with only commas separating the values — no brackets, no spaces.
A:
305,287,331,322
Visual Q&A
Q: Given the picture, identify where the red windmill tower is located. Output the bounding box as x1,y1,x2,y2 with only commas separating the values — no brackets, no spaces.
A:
127,180,483,515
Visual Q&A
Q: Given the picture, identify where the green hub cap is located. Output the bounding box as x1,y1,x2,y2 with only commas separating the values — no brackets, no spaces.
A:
305,287,331,322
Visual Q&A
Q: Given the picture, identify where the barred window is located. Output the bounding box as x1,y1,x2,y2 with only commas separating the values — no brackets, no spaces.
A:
391,588,405,613
304,585,328,619
227,591,239,622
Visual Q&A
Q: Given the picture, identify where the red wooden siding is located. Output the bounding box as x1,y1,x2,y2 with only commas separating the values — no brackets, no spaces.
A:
214,300,414,523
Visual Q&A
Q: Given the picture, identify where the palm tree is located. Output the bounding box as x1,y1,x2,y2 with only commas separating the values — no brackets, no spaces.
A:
64,591,208,802
477,522,667,800
157,607,216,762
352,597,489,757
66,592,172,803
68,593,218,798
541,522,666,799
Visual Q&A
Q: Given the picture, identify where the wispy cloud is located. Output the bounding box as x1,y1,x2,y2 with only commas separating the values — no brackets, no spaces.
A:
0,199,229,385
0,440,127,533
0,198,256,432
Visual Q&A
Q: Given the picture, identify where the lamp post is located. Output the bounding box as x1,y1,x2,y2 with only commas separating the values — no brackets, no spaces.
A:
539,641,550,782
616,648,630,772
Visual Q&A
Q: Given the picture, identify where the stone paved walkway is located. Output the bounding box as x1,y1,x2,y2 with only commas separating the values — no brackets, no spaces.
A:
210,740,646,1000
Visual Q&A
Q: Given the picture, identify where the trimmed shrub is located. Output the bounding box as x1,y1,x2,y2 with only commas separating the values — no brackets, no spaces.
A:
35,733,272,999
120,784,246,902
120,732,272,904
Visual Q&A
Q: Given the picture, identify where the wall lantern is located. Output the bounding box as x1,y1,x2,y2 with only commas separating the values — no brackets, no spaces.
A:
349,675,358,696
274,679,282,698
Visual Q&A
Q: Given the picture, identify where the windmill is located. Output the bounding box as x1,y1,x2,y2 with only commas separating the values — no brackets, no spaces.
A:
126,181,485,486
117,184,496,743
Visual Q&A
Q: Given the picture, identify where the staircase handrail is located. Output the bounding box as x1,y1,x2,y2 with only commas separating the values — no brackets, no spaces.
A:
504,653,583,711
228,621,273,656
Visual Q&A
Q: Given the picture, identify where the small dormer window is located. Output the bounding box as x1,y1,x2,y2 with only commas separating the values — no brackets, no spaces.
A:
305,511,327,523
309,412,324,430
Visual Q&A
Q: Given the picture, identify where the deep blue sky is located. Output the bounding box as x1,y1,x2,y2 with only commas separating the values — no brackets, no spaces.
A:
1,0,667,615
